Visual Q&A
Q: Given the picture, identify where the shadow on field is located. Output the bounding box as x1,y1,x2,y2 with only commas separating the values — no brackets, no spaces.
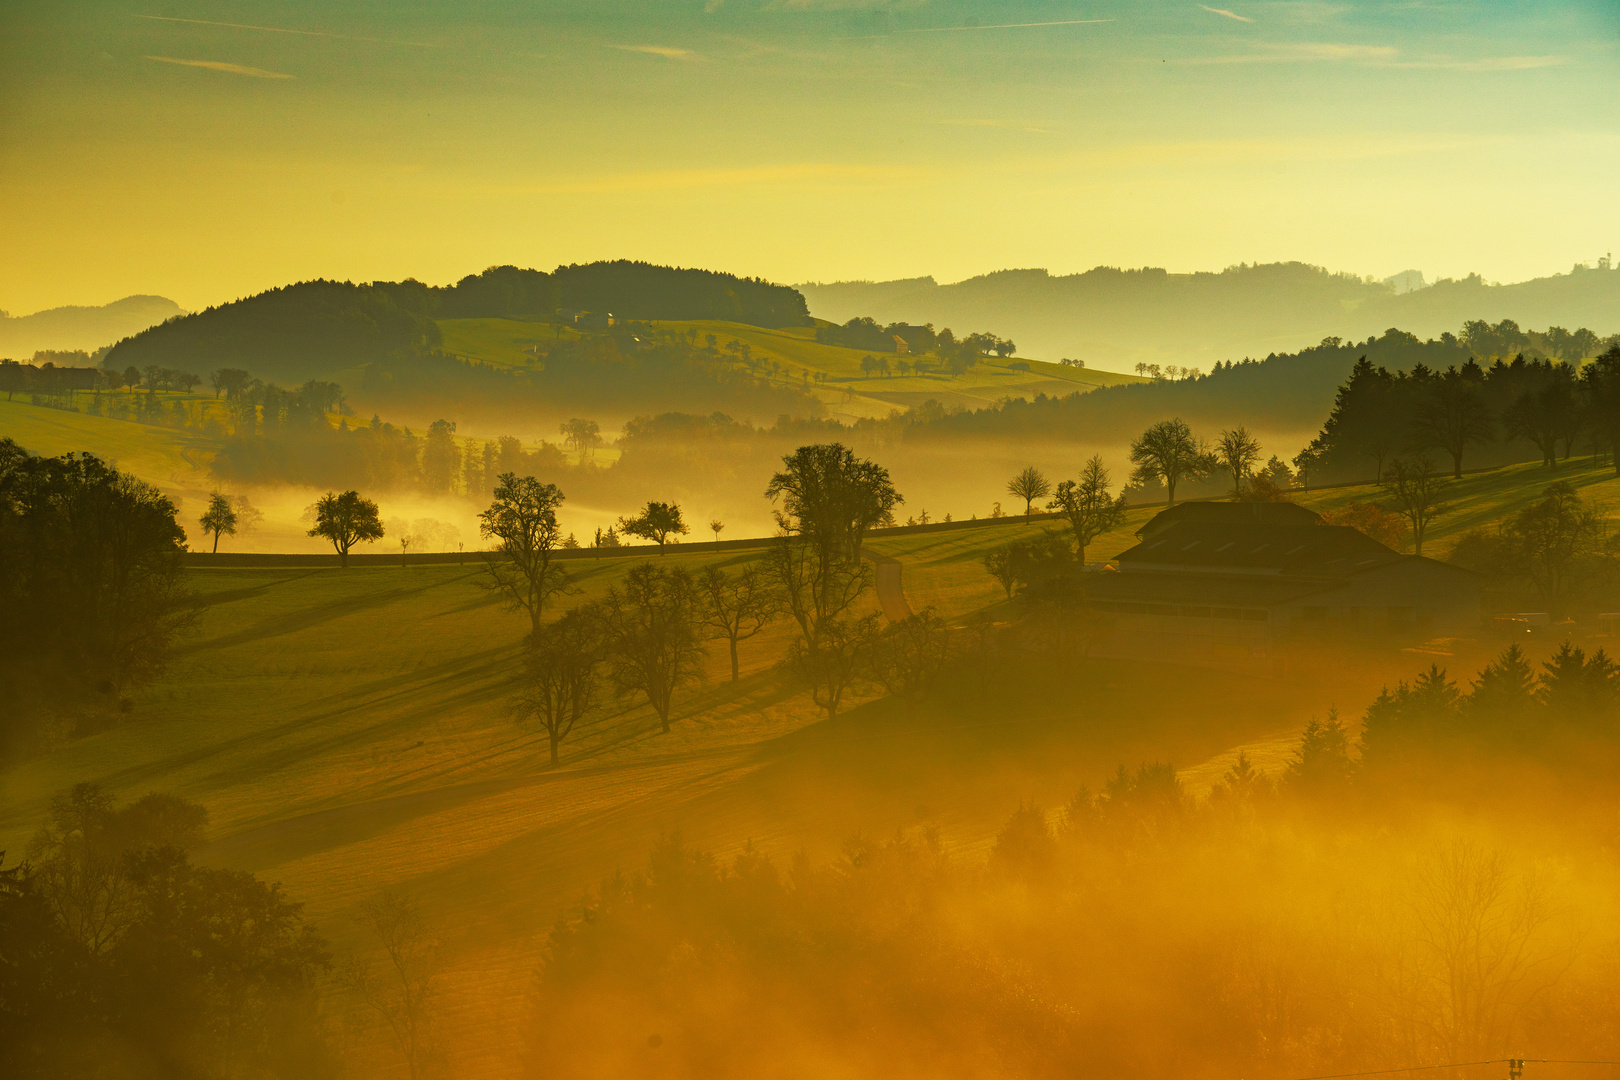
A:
182,573,479,654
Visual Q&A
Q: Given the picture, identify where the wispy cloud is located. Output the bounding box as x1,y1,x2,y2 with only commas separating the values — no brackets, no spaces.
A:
1199,5,1253,22
609,44,702,60
134,14,435,47
1173,43,1561,69
895,19,1113,34
1173,42,1396,64
144,56,294,79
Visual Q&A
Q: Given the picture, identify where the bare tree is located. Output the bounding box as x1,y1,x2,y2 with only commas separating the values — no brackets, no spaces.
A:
199,491,238,553
1047,455,1128,564
479,474,572,633
696,564,782,681
1129,419,1214,506
1214,426,1263,496
596,563,705,733
343,892,443,1080
769,533,871,649
1380,456,1448,556
1006,466,1052,523
869,607,951,696
1413,371,1494,479
516,608,601,764
708,518,725,549
787,613,881,718
1401,844,1560,1063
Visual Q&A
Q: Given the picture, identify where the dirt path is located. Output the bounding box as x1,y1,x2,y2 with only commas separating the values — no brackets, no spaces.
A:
862,549,913,622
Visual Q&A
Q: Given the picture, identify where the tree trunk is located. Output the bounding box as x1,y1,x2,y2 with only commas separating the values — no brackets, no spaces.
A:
730,637,740,682
339,545,348,568
211,531,219,554
549,734,559,765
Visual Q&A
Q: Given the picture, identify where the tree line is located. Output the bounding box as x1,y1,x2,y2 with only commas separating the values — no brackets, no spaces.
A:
817,316,1016,365
1299,344,1620,484
466,443,960,765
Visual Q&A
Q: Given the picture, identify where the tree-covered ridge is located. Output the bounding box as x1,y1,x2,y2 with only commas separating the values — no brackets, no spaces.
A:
105,280,440,386
380,261,809,326
101,262,811,386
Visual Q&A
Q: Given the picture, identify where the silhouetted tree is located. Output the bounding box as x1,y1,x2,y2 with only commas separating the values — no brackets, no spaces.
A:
1129,419,1213,506
559,418,603,461
515,609,601,765
1413,365,1494,478
1047,455,1127,564
1379,456,1447,556
307,490,384,567
869,607,951,696
343,892,442,1080
1006,466,1051,523
199,491,238,553
787,612,880,719
618,501,689,553
766,443,902,561
596,563,704,733
696,565,782,682
479,474,571,633
1214,426,1262,496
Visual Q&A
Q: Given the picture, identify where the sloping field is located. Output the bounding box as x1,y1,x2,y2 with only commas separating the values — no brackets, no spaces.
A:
3,421,1614,1075
434,316,1147,423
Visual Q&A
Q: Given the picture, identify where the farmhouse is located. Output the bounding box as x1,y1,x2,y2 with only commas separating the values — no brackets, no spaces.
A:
1087,501,1480,653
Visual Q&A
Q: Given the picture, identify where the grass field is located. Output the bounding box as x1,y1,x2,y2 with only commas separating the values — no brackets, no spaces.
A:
6,401,1619,1075
435,316,1147,423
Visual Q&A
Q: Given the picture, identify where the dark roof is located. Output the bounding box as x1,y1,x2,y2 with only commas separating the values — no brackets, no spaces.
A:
1137,501,1321,538
1086,570,1335,608
1114,521,1400,576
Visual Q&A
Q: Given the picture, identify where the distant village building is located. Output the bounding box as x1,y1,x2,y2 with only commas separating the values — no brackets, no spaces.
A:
573,311,614,330
1087,502,1480,655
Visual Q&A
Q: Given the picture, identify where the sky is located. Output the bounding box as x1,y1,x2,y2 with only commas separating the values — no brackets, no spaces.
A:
1,0,1617,314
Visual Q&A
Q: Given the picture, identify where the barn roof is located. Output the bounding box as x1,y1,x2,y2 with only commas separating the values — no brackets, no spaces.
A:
1136,501,1321,538
1114,521,1400,576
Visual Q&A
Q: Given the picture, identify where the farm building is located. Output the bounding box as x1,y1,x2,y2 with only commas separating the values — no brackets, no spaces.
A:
1087,501,1481,654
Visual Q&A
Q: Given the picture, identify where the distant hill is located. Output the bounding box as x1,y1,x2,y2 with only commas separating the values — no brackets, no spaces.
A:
800,263,1620,371
104,261,812,386
0,295,183,357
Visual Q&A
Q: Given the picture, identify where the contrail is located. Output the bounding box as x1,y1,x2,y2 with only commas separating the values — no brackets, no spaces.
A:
1199,5,1254,22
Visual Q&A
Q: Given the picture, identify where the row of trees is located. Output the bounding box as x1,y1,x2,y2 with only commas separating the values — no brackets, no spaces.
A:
817,316,1015,362
470,445,928,764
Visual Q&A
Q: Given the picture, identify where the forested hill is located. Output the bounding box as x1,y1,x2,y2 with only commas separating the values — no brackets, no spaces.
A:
104,261,811,384
801,262,1620,369
907,328,1471,444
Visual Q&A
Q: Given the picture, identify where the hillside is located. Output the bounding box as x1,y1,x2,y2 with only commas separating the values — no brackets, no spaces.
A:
0,457,1605,1076
438,316,1143,422
801,262,1620,371
0,294,183,357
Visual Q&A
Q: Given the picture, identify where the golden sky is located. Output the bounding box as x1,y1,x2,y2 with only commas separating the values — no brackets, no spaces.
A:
2,1,1617,313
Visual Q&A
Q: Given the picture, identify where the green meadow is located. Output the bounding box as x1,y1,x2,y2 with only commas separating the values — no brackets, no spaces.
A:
434,315,1147,421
